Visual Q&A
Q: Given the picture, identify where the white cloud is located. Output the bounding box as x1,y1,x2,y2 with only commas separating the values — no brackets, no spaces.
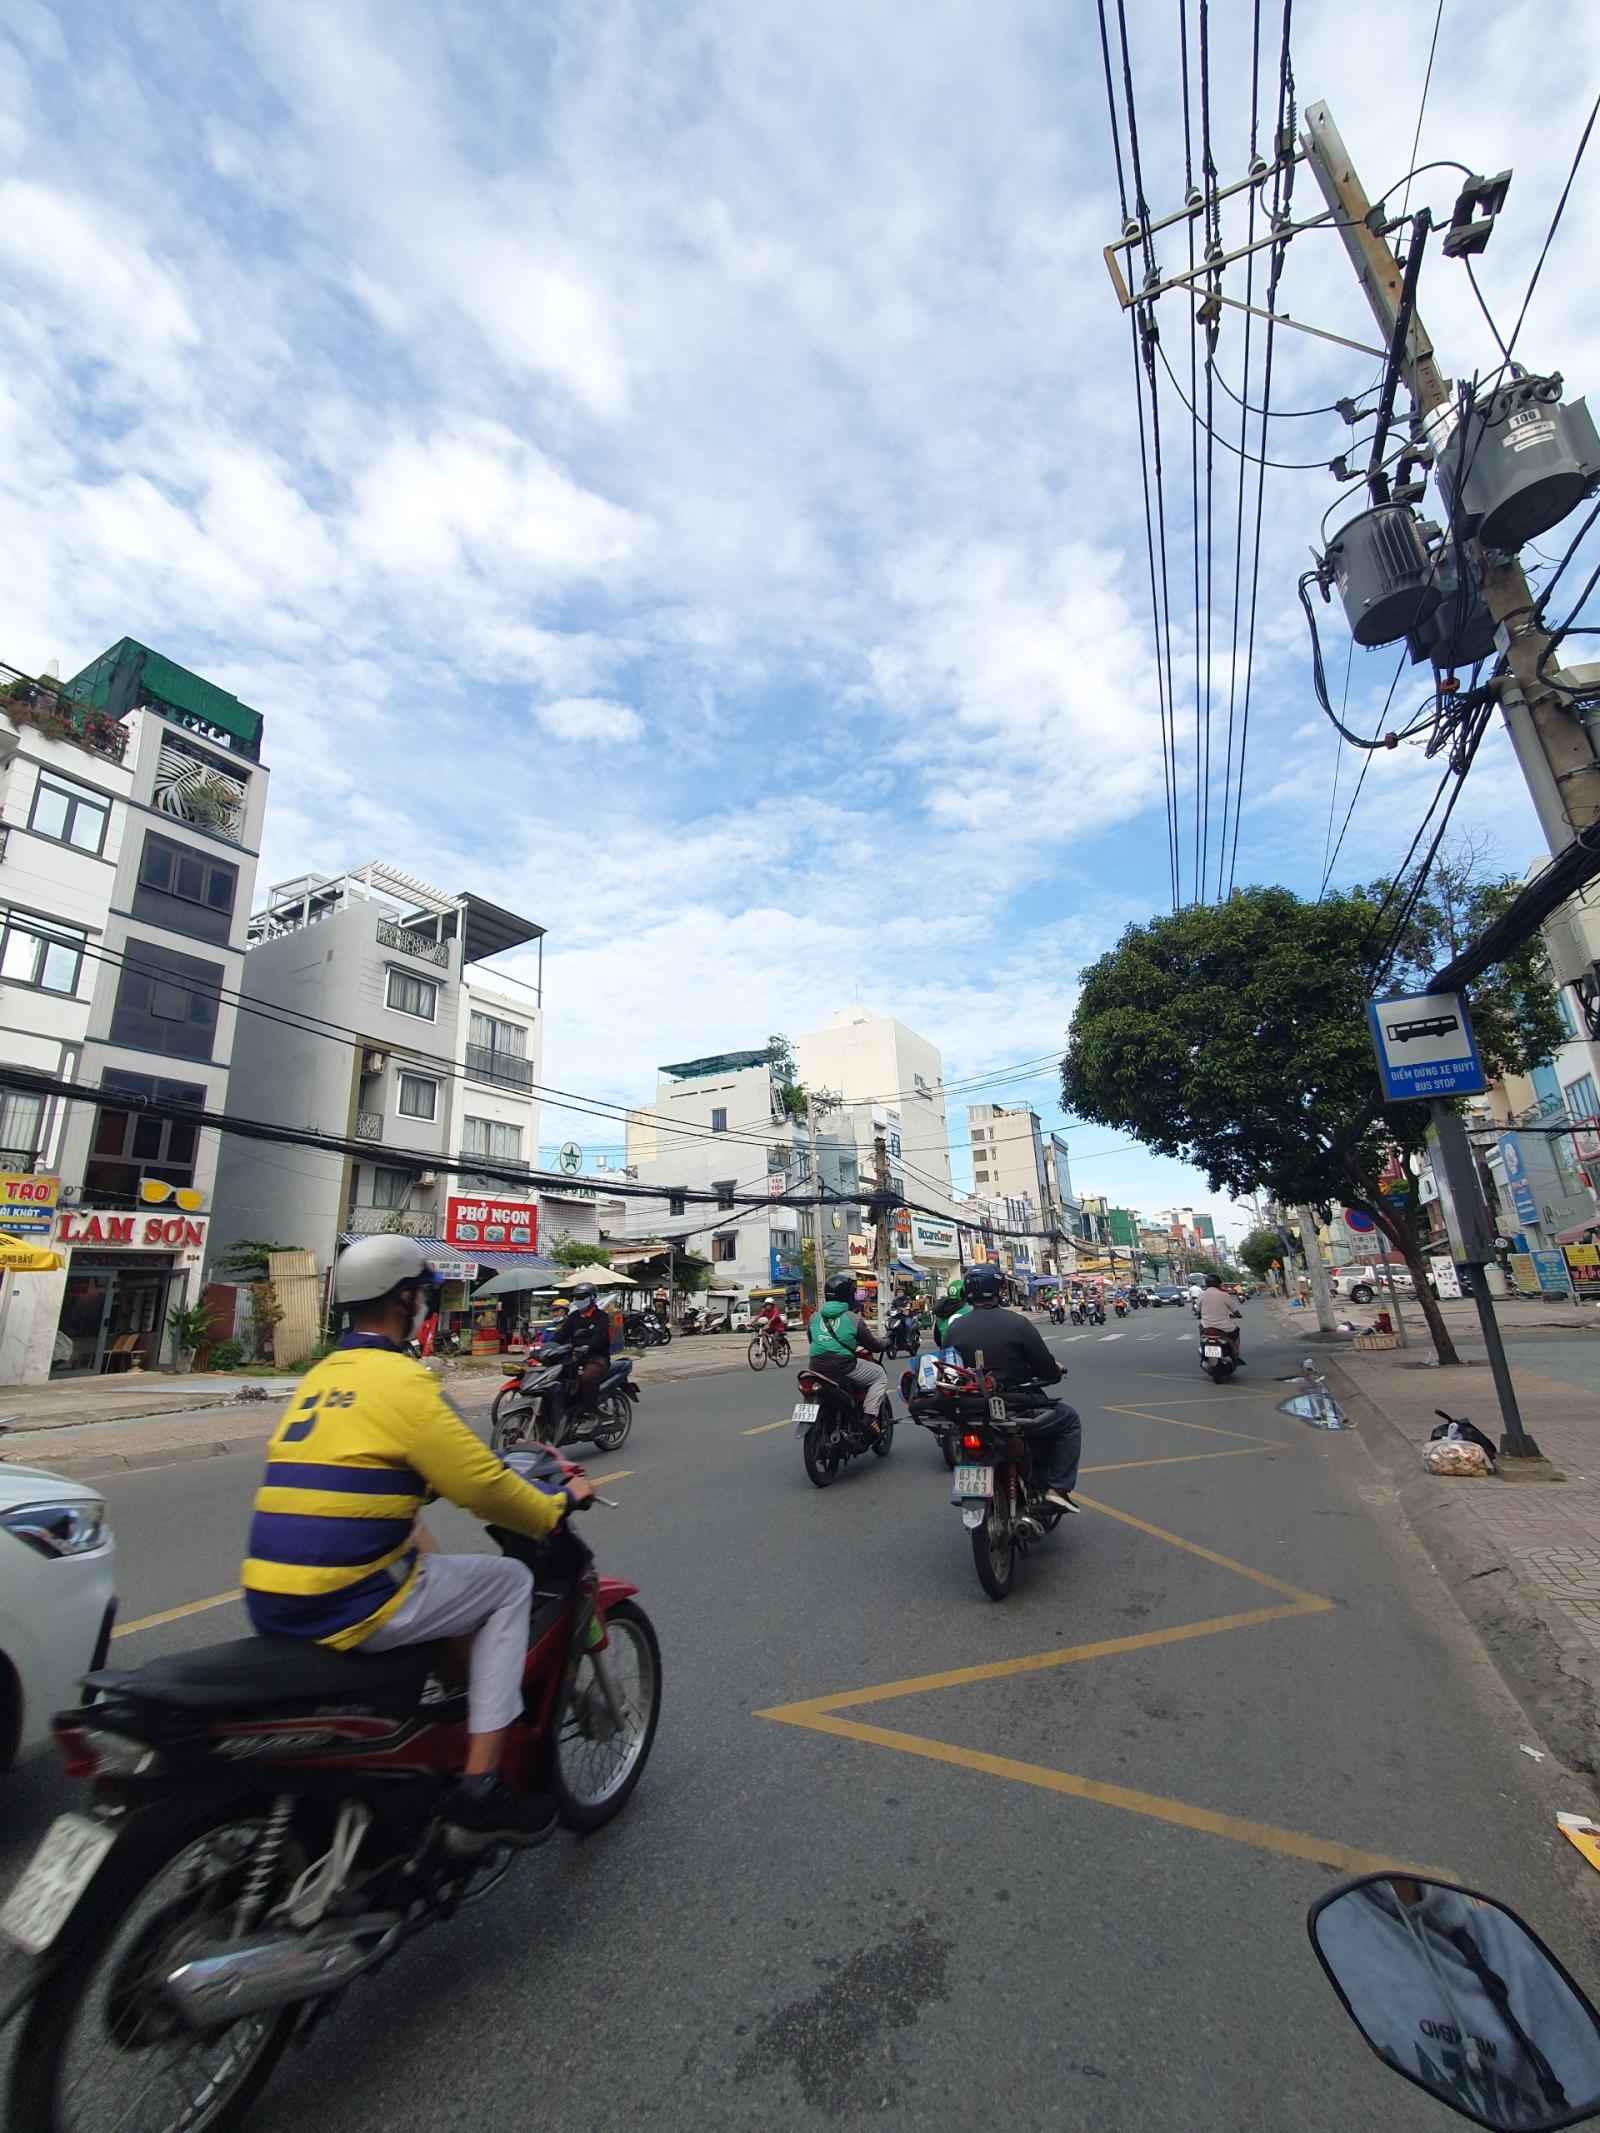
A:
534,696,644,744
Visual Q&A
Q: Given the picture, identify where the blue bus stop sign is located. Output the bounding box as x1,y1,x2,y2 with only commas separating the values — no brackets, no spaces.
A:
1368,990,1486,1101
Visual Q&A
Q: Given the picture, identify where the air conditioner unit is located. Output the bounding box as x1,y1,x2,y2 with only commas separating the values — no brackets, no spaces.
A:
363,1050,387,1074
417,1170,438,1187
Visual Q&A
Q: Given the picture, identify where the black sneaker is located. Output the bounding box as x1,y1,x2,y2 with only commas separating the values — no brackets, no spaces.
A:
444,1779,558,1852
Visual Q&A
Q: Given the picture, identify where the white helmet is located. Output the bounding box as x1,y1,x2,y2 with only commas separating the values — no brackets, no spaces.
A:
333,1234,430,1308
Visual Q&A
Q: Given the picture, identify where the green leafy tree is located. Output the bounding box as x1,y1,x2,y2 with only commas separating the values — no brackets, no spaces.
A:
1238,1226,1283,1284
1061,881,1561,1366
549,1237,614,1268
214,1239,302,1281
766,1033,810,1123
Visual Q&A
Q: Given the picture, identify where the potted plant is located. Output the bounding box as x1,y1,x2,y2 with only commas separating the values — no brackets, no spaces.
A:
165,1301,212,1373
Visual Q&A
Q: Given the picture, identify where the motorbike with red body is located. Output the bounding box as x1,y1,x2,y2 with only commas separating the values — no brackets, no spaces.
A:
0,1444,661,2133
791,1356,894,1488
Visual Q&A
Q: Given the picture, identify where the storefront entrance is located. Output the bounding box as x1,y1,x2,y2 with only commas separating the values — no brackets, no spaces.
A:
51,1253,174,1376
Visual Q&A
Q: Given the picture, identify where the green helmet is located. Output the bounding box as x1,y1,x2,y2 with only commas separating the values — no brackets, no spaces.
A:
945,1276,965,1303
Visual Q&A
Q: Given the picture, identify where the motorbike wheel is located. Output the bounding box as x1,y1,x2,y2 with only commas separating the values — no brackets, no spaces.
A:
656,1326,672,1346
972,1482,1016,1601
746,1335,767,1372
9,1807,302,2133
590,1393,633,1454
940,1430,958,1472
802,1424,838,1488
553,1597,663,1832
490,1397,535,1455
871,1412,894,1458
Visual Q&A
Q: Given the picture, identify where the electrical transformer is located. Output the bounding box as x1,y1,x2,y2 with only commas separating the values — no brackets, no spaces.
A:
1435,374,1600,550
1406,540,1497,669
1327,504,1441,648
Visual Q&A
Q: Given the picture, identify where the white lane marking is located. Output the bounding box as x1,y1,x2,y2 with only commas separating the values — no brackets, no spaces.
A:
1062,1334,1089,1343
1100,1332,1126,1342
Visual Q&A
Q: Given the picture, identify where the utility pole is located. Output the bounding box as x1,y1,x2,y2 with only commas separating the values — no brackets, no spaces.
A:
1303,103,1600,854
1295,1205,1340,1336
802,1091,839,1319
872,1130,892,1335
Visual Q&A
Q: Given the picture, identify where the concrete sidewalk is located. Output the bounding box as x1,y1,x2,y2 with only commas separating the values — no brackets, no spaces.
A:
0,1329,785,1478
1295,1300,1600,1772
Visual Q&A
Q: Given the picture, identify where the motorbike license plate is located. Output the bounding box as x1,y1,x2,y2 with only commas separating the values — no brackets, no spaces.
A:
953,1463,994,1499
986,1395,1007,1422
0,1813,115,1955
792,1401,820,1433
1203,1344,1224,1359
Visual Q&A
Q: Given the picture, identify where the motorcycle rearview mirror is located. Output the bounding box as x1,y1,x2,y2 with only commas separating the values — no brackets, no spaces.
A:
1308,1874,1600,2131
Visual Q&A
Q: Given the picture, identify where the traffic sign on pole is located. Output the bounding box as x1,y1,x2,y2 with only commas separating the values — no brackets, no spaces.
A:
1367,990,1486,1101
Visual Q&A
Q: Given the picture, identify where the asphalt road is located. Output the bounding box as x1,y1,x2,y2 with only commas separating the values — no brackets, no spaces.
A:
5,1307,1600,2131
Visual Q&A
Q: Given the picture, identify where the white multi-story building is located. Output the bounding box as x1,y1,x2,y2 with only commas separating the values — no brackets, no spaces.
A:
794,1009,952,1205
0,641,270,1382
966,1103,1063,1273
209,865,547,1315
624,1050,804,1297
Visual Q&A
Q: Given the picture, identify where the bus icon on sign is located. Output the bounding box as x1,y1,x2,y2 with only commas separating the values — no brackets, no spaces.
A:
1384,1013,1460,1046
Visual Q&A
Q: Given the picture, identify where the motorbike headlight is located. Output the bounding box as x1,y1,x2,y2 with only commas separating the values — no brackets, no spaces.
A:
1,1498,109,1559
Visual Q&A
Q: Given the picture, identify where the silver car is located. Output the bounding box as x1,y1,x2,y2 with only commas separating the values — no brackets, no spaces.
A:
0,1463,116,1768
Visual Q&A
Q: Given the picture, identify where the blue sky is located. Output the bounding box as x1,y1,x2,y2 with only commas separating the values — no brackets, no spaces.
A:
4,0,1597,1246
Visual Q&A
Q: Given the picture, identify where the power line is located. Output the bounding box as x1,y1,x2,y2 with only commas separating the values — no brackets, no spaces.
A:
1503,87,1599,365
1400,0,1446,222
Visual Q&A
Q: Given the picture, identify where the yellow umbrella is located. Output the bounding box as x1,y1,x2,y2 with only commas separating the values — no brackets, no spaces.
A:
553,1265,636,1287
0,1236,66,1272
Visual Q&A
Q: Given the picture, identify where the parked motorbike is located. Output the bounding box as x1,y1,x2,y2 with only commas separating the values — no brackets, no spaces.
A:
490,1342,639,1456
791,1361,893,1487
916,1362,1069,1599
1199,1329,1238,1383
1309,1872,1600,2129
623,1309,672,1347
883,1309,922,1359
0,1445,661,2133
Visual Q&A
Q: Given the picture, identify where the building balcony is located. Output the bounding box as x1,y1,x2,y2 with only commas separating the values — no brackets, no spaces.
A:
1,677,129,764
375,917,449,968
346,1203,433,1236
463,1042,534,1093
355,1110,384,1141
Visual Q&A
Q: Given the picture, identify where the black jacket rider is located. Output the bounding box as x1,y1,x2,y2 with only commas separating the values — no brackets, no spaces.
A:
552,1305,611,1365
947,1305,1062,1390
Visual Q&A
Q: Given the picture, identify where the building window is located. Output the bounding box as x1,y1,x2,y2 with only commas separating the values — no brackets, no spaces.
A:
1564,1073,1600,1125
1,911,88,995
108,941,223,1061
0,1087,45,1165
29,770,110,856
397,1072,438,1120
83,1073,205,1200
713,1231,738,1262
386,968,438,1021
668,1192,686,1217
132,832,238,946
371,1167,411,1209
714,1178,735,1210
1557,991,1579,1038
974,1166,989,1183
889,1132,901,1159
466,1010,533,1090
711,1107,728,1133
463,1116,522,1163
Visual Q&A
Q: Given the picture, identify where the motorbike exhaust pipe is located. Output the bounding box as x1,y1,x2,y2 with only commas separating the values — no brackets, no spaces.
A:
163,1913,403,2029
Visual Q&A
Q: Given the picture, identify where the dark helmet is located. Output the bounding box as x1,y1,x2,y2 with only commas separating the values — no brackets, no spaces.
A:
824,1272,857,1304
963,1264,1004,1304
571,1282,598,1308
1203,1273,1222,1289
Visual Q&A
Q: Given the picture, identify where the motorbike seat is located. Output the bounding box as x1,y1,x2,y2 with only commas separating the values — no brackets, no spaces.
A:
84,1635,450,1713
600,1357,633,1389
